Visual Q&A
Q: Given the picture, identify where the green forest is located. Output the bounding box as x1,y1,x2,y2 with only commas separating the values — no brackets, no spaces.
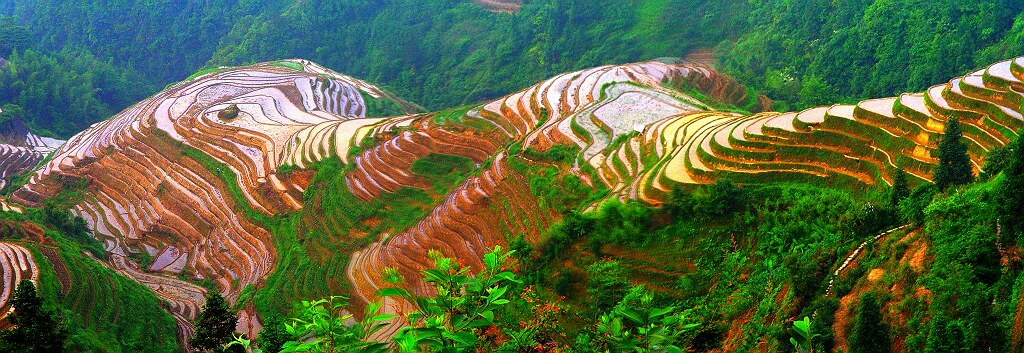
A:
1,0,1023,137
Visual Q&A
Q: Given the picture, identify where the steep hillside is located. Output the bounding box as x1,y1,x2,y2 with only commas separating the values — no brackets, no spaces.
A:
0,117,63,191
3,56,1023,350
0,241,39,327
8,59,419,345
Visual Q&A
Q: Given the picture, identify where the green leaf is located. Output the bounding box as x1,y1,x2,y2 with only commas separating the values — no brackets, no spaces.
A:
618,308,643,324
445,331,480,346
376,287,411,299
650,306,675,319
484,251,498,269
369,313,396,323
487,286,508,303
480,310,494,322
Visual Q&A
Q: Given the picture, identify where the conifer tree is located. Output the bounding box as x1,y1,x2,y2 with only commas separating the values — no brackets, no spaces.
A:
889,168,910,210
923,316,967,353
0,280,68,353
190,292,242,353
256,316,291,353
848,293,891,353
933,118,974,190
998,136,1024,243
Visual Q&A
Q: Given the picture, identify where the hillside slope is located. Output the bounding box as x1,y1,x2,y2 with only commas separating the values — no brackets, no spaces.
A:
8,59,419,344
3,56,1023,349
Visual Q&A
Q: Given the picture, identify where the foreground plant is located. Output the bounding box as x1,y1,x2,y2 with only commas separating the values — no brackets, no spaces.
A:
231,246,697,352
229,297,392,353
594,291,696,353
377,247,522,352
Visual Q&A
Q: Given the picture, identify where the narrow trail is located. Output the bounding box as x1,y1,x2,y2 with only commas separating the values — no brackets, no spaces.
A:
824,225,910,297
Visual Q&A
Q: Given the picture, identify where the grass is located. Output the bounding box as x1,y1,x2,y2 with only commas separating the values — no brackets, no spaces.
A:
432,105,476,125
360,91,407,118
185,66,232,81
271,61,305,72
0,211,180,353
410,153,477,193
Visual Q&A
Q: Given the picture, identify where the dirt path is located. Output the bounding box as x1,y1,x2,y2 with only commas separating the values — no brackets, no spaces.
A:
824,225,909,297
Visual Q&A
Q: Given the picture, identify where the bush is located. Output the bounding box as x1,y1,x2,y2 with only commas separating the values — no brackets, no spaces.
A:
700,179,745,218
218,104,240,121
898,184,938,225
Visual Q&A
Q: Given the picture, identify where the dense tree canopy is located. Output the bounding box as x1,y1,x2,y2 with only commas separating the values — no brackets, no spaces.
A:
0,0,1020,138
0,49,153,137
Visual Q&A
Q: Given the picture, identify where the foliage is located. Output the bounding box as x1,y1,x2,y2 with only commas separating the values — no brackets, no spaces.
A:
716,0,1024,109
595,291,696,353
233,246,704,352
934,118,974,191
229,298,391,353
586,260,630,312
789,316,815,353
923,315,969,353
0,280,68,353
898,184,938,225
256,316,292,353
848,292,891,353
379,247,521,352
700,179,746,218
40,201,104,258
998,133,1024,244
280,297,390,353
0,49,153,138
981,141,1013,180
219,104,241,120
0,15,29,55
889,168,910,210
192,292,243,353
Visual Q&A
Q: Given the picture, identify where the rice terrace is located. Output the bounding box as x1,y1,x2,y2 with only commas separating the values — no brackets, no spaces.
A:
0,1,1023,352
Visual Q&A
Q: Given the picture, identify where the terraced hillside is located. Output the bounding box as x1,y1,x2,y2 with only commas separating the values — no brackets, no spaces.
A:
0,242,39,327
8,59,420,343
0,118,63,191
6,56,1023,347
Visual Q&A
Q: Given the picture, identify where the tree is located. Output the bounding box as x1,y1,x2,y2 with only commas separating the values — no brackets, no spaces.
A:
797,74,837,109
586,260,630,311
705,179,745,218
889,168,910,210
256,316,292,353
933,118,974,191
924,317,968,353
191,292,242,353
0,17,30,55
998,135,1024,244
981,142,1013,179
0,280,68,353
848,293,891,353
